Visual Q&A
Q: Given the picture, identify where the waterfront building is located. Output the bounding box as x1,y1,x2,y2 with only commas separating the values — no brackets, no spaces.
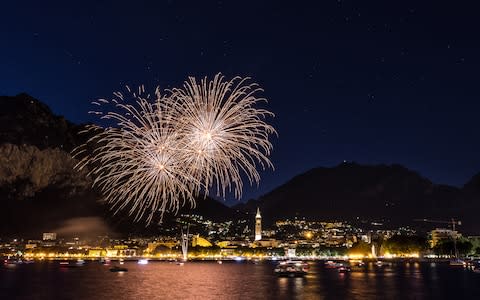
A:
105,245,138,257
146,241,177,253
88,248,106,257
287,248,296,258
430,228,459,247
191,235,213,247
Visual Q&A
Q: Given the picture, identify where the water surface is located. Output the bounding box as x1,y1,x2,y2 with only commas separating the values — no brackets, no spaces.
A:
1,260,480,299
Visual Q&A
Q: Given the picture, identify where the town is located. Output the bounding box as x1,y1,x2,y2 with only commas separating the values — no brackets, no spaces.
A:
2,209,480,262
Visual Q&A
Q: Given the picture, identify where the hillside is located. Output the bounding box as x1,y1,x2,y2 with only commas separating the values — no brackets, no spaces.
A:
236,162,480,233
0,94,235,237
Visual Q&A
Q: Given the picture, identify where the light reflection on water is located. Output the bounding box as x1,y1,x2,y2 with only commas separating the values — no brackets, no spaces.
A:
2,261,480,299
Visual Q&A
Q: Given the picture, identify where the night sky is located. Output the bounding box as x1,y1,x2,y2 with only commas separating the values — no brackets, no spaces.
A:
1,1,479,204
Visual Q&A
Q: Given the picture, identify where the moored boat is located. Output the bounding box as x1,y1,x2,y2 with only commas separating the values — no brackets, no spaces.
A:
324,260,344,269
338,265,352,273
449,259,466,267
76,259,86,265
3,258,23,266
59,261,80,268
110,265,128,272
274,260,308,277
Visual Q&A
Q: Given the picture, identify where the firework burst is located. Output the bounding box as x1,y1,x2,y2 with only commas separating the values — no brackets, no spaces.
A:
170,74,276,199
74,74,275,225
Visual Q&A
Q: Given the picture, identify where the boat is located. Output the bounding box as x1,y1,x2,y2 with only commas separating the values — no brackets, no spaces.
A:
324,260,344,269
349,259,364,267
473,268,480,274
449,259,466,267
76,259,86,265
274,260,309,277
110,266,128,272
338,265,352,273
217,260,223,264
102,259,111,266
138,259,149,265
3,258,23,266
375,260,391,267
59,261,80,268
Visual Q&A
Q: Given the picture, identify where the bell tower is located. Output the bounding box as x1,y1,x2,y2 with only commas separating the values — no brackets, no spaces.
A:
255,207,262,241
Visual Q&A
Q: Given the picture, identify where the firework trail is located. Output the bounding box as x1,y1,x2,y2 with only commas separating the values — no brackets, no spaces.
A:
74,74,275,224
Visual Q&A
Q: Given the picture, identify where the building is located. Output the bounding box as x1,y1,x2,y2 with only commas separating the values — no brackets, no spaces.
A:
88,248,106,257
253,239,280,248
430,228,459,247
42,233,57,241
217,240,249,248
191,235,212,247
255,207,262,241
106,245,137,257
287,248,296,258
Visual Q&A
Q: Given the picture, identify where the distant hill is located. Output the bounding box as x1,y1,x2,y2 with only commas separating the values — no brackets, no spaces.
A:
235,162,480,234
0,94,235,237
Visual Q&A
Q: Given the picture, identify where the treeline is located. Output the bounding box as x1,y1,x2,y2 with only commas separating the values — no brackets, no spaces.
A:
349,235,480,257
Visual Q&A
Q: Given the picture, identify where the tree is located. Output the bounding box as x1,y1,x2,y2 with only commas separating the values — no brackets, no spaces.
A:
473,246,480,256
348,241,371,256
153,245,171,255
381,235,428,255
269,247,285,256
432,239,473,257
295,245,315,256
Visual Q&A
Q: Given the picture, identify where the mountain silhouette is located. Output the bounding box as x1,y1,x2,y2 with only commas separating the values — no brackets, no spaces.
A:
235,162,480,234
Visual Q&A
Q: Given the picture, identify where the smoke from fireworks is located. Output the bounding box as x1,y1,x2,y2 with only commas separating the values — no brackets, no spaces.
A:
73,74,276,224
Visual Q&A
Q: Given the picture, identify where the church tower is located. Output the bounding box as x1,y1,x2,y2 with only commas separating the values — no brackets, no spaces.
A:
255,207,262,241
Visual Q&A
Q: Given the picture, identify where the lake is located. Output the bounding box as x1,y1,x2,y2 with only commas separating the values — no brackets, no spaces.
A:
1,260,480,299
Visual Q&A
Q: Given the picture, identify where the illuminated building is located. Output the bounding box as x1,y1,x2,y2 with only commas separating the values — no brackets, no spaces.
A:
106,245,137,257
255,207,262,241
42,233,56,241
216,240,248,248
146,241,177,253
25,243,37,249
88,248,106,257
287,248,296,258
253,239,280,248
430,228,459,247
191,235,212,247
